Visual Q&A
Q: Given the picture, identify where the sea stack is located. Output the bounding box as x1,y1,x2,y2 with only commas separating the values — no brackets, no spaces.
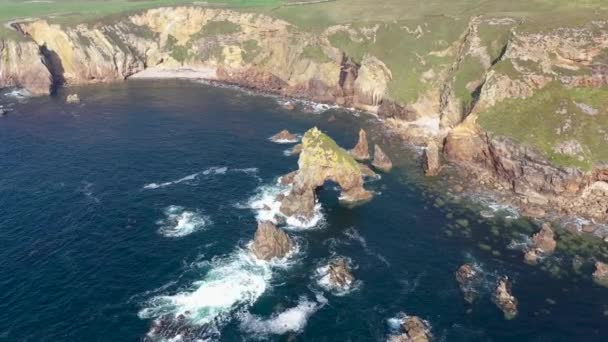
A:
279,127,372,221
270,129,298,143
493,276,518,319
250,221,293,261
372,144,393,172
349,129,370,161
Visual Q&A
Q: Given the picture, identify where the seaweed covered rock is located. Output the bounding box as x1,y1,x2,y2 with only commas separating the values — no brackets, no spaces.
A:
593,261,608,287
455,264,478,304
349,129,370,161
524,223,557,265
493,276,518,320
250,221,293,261
389,316,431,342
279,127,372,220
372,144,393,172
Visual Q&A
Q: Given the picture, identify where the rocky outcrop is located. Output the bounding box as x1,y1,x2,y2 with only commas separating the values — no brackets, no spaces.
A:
593,261,608,287
66,93,80,103
455,264,478,304
327,257,355,290
423,141,440,176
524,223,557,265
349,129,370,161
372,144,393,172
389,316,431,342
359,163,378,178
492,276,518,320
279,127,371,221
250,221,293,261
270,129,298,143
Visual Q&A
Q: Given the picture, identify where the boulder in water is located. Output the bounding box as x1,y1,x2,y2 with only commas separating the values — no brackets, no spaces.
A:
349,129,370,161
423,141,440,176
455,264,478,304
270,129,298,143
593,261,608,287
66,93,80,104
389,316,431,342
250,221,293,261
372,144,393,172
492,276,518,319
328,257,355,290
524,223,557,265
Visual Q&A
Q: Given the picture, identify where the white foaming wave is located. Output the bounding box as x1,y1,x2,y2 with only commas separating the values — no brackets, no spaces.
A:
270,137,300,144
157,205,211,238
242,182,325,231
4,88,31,99
139,248,273,326
238,294,327,336
313,258,361,296
139,241,302,340
202,166,228,176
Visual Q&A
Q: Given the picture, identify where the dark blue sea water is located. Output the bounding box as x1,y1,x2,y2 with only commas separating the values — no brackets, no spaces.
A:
1,80,607,341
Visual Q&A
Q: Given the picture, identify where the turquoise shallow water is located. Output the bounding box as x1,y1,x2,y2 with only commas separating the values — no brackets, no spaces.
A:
0,80,607,341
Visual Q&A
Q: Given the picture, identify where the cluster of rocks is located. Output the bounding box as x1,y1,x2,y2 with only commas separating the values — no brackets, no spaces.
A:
455,264,518,319
349,128,393,172
388,316,431,342
523,223,557,265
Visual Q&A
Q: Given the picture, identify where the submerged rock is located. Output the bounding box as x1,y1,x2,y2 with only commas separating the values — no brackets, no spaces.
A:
66,93,80,104
524,223,557,265
328,258,355,290
423,141,440,176
349,129,370,161
493,276,518,320
455,264,478,304
270,129,298,143
250,221,293,261
372,144,393,172
593,261,608,287
279,127,372,220
389,316,431,342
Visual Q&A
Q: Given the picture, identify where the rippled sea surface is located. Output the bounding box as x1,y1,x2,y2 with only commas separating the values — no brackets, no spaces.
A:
1,80,607,341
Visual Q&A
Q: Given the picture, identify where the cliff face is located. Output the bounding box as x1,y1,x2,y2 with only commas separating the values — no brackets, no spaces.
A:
1,7,606,224
0,39,52,95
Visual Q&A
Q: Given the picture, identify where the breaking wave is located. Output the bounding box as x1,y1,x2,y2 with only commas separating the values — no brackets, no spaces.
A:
157,205,211,238
238,294,327,336
240,181,325,230
138,245,299,340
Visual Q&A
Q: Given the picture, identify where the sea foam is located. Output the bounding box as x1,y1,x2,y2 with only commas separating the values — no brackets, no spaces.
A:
144,166,260,190
239,294,327,336
157,205,211,238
